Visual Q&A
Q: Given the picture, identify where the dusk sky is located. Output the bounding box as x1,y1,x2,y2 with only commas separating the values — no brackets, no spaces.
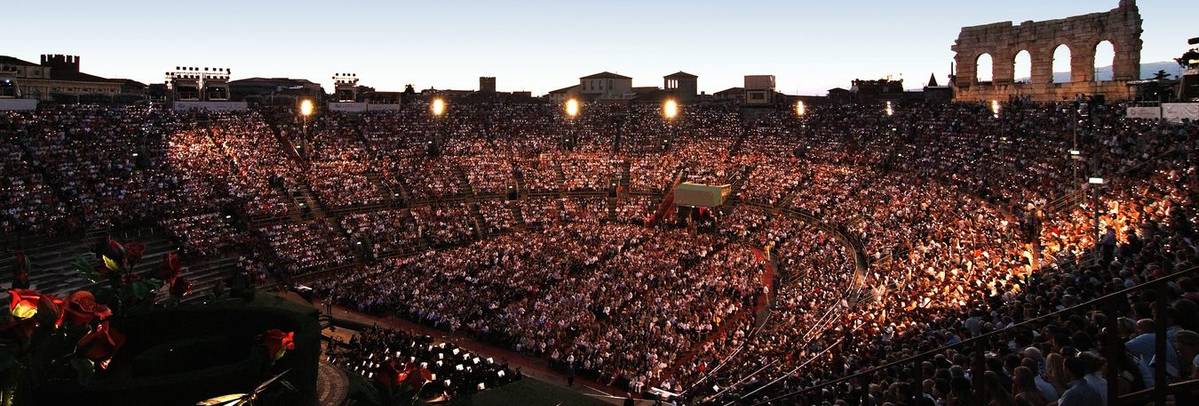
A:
5,0,1193,95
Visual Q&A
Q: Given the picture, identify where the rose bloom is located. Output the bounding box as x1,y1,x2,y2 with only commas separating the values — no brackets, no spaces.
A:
78,321,127,365
263,329,296,361
65,291,113,327
9,289,42,320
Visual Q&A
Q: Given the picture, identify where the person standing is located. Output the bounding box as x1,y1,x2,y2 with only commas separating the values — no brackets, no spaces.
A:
1058,356,1103,406
566,363,576,387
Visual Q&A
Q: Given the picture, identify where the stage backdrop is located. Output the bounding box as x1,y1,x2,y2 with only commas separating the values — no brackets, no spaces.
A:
674,182,730,208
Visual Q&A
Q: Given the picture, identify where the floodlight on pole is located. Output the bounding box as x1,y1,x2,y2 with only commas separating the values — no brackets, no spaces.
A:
663,99,679,120
299,99,315,117
565,98,580,118
431,98,447,117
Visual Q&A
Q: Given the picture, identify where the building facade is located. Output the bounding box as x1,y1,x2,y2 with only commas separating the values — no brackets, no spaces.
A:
664,71,698,102
0,54,143,100
580,72,633,101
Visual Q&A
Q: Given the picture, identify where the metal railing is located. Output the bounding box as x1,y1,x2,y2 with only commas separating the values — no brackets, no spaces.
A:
756,265,1198,406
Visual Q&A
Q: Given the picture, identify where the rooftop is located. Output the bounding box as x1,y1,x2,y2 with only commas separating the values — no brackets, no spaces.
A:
0,56,40,67
664,71,698,79
580,71,631,80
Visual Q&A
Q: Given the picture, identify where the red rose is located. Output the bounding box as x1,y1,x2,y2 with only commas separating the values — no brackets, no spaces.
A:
101,238,126,271
123,242,146,266
105,238,124,258
158,252,181,283
37,294,65,329
262,329,295,361
169,278,192,298
64,291,112,327
77,321,126,363
9,289,41,320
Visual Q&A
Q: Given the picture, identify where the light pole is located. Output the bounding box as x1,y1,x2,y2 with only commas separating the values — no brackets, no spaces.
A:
564,98,580,148
1088,176,1105,260
663,98,679,151
298,99,315,160
430,97,446,155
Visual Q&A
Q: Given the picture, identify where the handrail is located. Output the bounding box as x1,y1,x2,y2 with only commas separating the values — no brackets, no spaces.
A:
685,203,864,401
758,265,1199,404
1041,145,1179,216
1115,377,1199,404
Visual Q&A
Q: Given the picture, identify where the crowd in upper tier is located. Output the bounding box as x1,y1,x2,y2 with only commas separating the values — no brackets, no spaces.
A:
1,99,1196,405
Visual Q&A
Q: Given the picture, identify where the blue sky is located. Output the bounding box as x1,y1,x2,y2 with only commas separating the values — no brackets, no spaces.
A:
4,0,1192,95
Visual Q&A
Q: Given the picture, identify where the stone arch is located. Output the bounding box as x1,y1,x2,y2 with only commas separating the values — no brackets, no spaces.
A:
950,1,1142,100
975,53,994,82
1094,40,1116,81
1013,50,1032,83
1052,44,1072,83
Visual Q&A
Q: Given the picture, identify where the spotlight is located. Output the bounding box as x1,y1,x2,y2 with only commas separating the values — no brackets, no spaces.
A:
663,99,679,120
431,98,447,117
299,99,315,117
565,98,580,118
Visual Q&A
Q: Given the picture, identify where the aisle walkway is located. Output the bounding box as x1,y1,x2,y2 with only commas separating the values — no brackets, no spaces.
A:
664,245,776,380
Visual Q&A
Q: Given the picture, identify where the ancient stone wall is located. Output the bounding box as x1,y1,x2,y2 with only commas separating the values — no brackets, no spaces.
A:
951,0,1142,102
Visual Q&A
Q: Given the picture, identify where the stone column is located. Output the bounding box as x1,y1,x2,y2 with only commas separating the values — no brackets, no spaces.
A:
1030,46,1054,84
1112,38,1142,81
955,52,976,88
992,48,1016,84
1071,42,1096,83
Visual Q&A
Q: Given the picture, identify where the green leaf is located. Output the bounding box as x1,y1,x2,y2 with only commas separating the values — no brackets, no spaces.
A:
73,256,101,283
130,281,150,301
70,358,94,385
144,278,164,292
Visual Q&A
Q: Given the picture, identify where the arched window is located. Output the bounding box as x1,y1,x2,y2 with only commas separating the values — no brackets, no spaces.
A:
975,53,994,83
1094,41,1115,81
1014,50,1032,83
1052,44,1072,83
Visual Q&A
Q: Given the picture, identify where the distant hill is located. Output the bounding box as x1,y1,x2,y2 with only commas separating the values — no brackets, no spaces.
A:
1015,61,1182,83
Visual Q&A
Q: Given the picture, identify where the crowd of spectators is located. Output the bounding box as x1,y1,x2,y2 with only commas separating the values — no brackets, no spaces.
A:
2,100,1196,405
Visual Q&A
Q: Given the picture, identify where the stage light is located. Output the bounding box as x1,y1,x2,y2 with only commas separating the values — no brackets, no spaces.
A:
663,99,679,120
565,98,580,118
990,100,1001,118
1070,149,1081,156
431,98,447,117
1088,177,1105,185
795,100,806,117
299,99,315,117
884,101,894,116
